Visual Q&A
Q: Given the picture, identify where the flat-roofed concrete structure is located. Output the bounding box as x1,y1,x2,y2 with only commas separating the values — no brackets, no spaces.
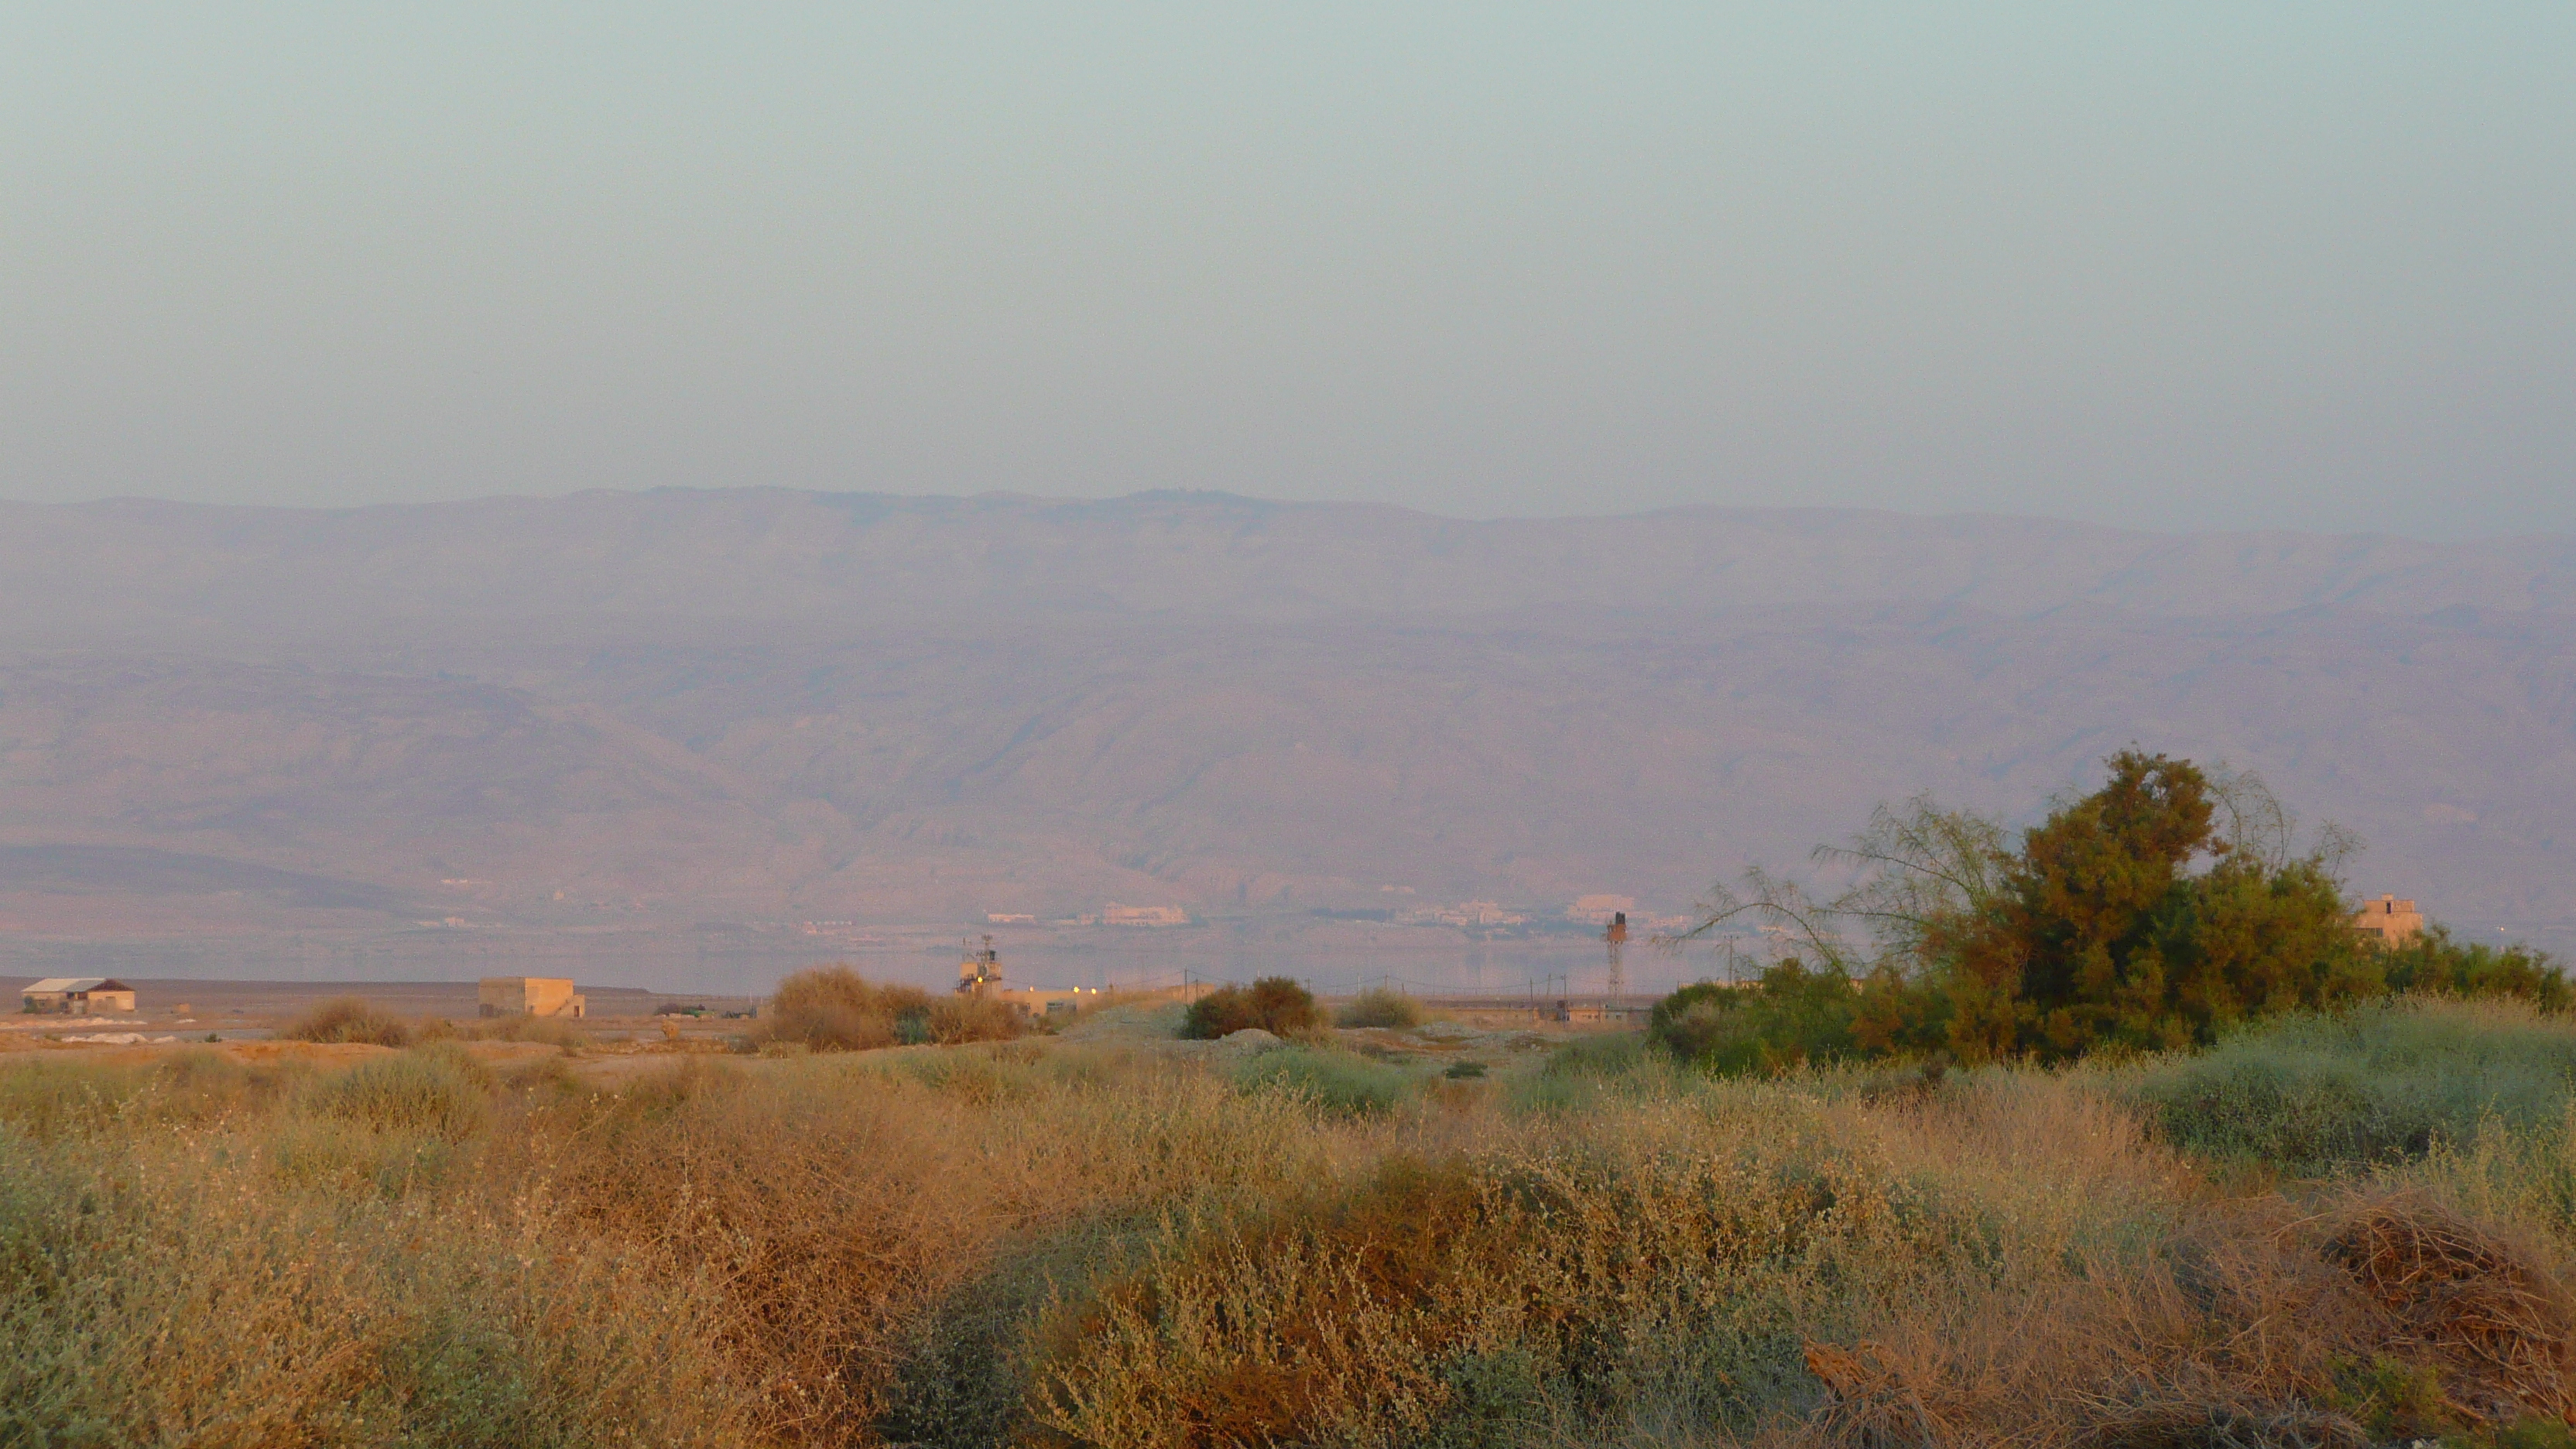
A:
2352,894,2425,948
21,978,138,1015
477,977,586,1019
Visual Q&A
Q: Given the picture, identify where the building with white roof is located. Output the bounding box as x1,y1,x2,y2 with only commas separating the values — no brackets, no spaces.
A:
21,978,138,1015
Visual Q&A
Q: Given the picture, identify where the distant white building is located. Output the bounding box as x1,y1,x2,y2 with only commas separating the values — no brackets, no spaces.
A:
22,978,138,1015
1102,904,1190,927
1570,894,1636,925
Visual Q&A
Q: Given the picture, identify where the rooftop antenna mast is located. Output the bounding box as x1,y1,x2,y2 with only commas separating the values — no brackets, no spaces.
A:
1604,910,1628,1000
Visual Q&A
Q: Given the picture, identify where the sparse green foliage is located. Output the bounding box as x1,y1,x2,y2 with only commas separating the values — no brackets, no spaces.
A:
1180,976,1321,1039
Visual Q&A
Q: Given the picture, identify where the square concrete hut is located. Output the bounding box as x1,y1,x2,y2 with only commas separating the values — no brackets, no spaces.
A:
2352,894,2424,949
21,978,139,1015
477,977,586,1019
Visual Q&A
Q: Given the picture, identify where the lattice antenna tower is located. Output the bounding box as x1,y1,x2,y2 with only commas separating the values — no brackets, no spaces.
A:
1604,910,1628,999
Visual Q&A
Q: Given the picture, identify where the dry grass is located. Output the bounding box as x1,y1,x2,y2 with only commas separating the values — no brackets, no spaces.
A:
7,1000,2576,1447
420,1012,592,1048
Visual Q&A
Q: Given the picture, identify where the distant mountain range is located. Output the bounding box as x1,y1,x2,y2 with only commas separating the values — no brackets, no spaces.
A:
3,488,2571,969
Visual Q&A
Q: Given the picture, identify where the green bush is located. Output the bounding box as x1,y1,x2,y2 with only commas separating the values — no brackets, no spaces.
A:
281,996,414,1047
2105,997,2576,1173
2380,927,2571,1011
1181,978,1321,1040
1225,1045,1415,1117
302,1044,495,1142
1648,961,1864,1074
1336,987,1427,1029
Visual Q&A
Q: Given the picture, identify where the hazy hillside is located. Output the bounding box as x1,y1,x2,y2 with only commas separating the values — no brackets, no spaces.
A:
2,488,2571,971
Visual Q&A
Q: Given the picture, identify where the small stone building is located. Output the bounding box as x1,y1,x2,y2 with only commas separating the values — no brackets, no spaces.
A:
2352,894,2424,949
21,978,139,1015
477,977,586,1019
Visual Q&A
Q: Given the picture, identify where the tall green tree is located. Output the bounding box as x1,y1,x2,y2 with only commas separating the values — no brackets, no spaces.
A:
1675,749,2396,1067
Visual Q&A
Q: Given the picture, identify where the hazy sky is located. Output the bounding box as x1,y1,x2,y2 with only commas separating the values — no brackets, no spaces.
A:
5,5,2571,536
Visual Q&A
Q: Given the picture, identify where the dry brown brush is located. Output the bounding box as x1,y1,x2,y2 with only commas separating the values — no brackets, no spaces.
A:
760,965,1027,1050
278,995,413,1046
12,999,2576,1447
1776,1187,2575,1449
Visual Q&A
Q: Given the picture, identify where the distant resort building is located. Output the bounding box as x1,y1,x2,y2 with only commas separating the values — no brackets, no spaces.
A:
21,978,138,1015
2352,894,2424,948
953,935,1106,1020
477,977,587,1019
1102,903,1190,927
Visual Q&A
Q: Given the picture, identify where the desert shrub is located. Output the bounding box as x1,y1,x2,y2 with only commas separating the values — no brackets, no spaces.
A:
1180,976,1321,1039
2109,998,2576,1174
762,967,933,1050
0,1122,748,1448
543,1051,1334,1443
1649,961,1864,1074
1769,1182,2576,1449
0,1053,291,1140
1029,1078,2191,1446
762,967,1024,1051
300,1043,495,1142
1338,986,1427,1029
1225,1044,1416,1116
1509,1032,1667,1115
1445,1060,1488,1080
928,992,1028,1045
280,994,414,1046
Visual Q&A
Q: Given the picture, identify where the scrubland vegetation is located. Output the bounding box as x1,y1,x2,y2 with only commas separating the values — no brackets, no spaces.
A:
759,966,1029,1050
7,995,2576,1447
8,755,2573,1447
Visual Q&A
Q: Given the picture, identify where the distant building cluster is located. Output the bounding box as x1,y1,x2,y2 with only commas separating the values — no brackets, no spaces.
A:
2352,894,2424,948
1102,903,1190,927
1399,900,1527,928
